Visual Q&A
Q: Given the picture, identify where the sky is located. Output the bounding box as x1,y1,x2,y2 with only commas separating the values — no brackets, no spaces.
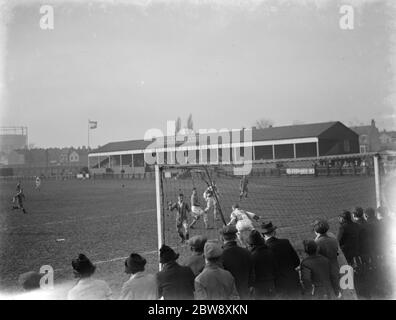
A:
0,0,395,148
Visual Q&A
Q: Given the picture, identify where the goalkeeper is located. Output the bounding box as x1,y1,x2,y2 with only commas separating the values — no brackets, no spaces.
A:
168,193,191,244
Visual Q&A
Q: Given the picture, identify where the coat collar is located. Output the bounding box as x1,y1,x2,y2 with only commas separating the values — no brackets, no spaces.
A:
265,236,277,244
162,261,179,271
223,241,238,249
130,271,145,280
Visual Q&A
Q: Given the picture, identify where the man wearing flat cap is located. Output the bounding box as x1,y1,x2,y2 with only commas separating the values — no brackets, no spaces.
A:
156,244,195,300
195,240,239,300
183,235,207,276
353,207,371,265
261,222,301,298
120,253,158,300
220,225,254,299
337,211,360,266
246,230,277,299
312,219,341,298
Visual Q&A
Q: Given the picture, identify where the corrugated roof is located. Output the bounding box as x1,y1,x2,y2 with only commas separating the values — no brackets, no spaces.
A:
252,121,337,141
90,121,339,154
91,139,152,154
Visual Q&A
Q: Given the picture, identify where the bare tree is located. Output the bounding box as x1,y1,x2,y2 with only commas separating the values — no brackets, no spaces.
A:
254,118,274,129
187,114,193,130
175,117,181,133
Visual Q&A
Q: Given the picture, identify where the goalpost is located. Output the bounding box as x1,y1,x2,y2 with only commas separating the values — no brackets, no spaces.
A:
155,152,387,267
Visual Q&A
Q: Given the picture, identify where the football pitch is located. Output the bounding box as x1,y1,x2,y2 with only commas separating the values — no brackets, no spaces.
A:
0,175,376,298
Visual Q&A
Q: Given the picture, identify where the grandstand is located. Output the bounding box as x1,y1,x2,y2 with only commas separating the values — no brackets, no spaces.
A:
88,121,360,175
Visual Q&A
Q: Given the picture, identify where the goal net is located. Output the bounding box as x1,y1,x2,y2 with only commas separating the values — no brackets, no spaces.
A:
155,153,389,262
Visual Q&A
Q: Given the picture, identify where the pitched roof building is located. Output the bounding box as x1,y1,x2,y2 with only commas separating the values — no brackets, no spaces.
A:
88,121,359,173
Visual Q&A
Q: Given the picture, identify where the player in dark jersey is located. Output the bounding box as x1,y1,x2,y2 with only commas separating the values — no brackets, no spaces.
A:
168,193,191,243
12,182,27,214
239,175,249,200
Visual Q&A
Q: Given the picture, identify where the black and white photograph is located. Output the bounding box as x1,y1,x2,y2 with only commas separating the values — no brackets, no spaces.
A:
0,0,396,307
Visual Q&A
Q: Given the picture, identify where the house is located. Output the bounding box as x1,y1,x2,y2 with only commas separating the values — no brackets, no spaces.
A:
379,130,396,151
69,150,80,163
350,119,381,153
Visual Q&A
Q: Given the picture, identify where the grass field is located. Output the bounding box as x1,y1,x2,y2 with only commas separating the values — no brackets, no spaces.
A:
0,175,377,298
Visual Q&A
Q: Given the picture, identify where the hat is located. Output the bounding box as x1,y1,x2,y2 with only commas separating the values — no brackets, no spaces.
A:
303,240,318,255
18,271,43,291
312,219,329,234
188,235,207,251
72,254,96,276
247,230,265,246
125,253,147,273
159,245,179,264
365,207,375,218
339,211,352,222
261,222,277,234
204,240,223,259
353,207,364,218
220,225,238,236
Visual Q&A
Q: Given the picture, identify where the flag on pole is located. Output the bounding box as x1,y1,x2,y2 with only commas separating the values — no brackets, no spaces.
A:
89,120,98,129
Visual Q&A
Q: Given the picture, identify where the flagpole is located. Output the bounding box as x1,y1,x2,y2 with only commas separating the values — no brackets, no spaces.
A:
88,119,90,150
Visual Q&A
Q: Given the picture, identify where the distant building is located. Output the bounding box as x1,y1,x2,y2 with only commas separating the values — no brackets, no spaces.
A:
350,119,381,153
0,127,28,165
69,150,80,163
0,146,90,177
379,130,396,150
88,121,360,174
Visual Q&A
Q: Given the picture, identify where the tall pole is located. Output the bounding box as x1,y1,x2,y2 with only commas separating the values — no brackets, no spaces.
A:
88,119,90,150
374,154,381,208
155,165,164,271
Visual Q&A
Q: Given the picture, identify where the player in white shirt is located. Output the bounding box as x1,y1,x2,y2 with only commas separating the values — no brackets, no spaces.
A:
203,182,219,221
227,203,260,231
189,188,209,229
228,203,261,248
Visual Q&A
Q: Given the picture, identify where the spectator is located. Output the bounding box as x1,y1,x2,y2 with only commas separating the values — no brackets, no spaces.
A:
246,230,277,299
374,206,394,297
312,219,340,297
183,235,207,277
236,219,255,248
337,211,360,266
353,207,370,261
156,245,195,300
300,240,333,300
67,254,112,300
18,271,42,292
261,222,301,298
194,240,239,300
119,253,158,300
220,225,254,299
364,207,380,262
